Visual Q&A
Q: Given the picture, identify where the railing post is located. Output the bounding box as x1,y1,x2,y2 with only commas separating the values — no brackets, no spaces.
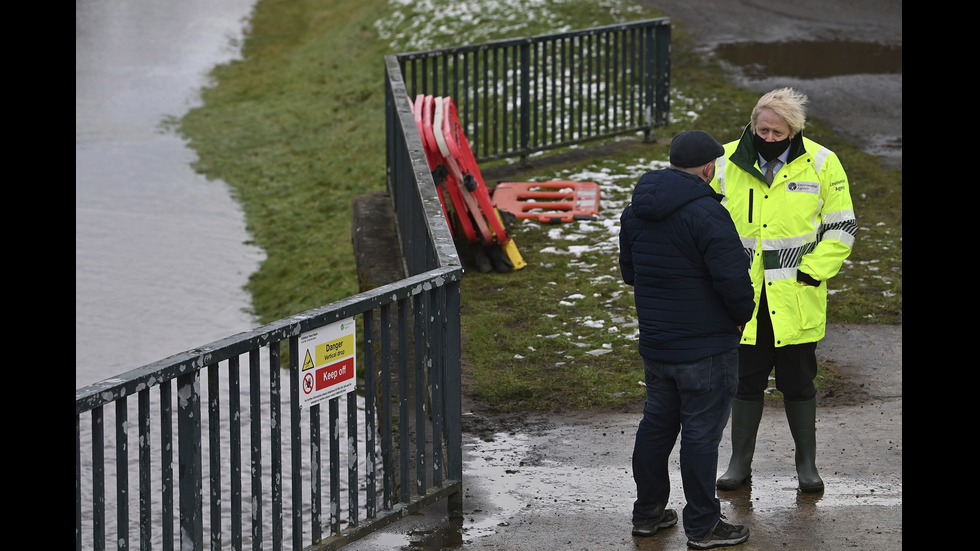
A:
363,311,379,520
654,23,671,129
206,365,222,550
226,361,242,550
329,397,340,535
76,415,83,551
116,400,130,550
269,342,283,549
346,391,359,529
414,291,428,497
249,350,264,547
93,407,106,550
177,371,204,550
139,388,152,551
520,41,531,165
643,25,656,141
445,280,463,520
398,299,411,505
161,382,175,551
289,336,305,550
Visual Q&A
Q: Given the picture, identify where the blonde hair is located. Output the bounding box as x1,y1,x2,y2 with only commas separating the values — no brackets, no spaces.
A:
750,87,808,135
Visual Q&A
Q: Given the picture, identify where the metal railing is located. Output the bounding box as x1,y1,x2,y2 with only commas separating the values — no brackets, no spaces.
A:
75,272,464,550
75,63,464,549
396,18,671,164
76,19,671,551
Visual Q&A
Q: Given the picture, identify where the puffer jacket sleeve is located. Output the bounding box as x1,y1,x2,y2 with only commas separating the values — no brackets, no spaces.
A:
698,205,755,325
619,205,635,286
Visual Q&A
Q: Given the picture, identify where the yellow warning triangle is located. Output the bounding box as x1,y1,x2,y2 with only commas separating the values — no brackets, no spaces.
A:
302,350,315,371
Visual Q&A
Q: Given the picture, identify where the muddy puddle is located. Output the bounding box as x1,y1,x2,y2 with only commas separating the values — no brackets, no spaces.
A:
714,40,902,79
709,38,903,171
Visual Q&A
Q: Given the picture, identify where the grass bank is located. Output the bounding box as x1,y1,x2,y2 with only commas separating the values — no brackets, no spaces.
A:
181,0,391,322
180,0,902,413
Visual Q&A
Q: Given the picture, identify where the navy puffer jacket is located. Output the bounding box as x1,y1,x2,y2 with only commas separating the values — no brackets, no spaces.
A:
619,168,755,362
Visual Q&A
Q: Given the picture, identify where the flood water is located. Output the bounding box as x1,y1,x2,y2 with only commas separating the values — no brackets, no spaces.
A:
76,0,263,390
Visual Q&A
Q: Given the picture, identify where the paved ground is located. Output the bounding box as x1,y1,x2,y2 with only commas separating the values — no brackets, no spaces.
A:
344,324,901,551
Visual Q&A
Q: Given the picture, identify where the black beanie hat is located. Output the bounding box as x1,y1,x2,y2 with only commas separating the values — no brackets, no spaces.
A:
669,130,724,168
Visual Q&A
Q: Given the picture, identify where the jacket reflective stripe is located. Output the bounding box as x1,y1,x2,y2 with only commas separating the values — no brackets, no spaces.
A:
761,236,817,281
716,154,730,200
820,209,858,249
740,235,756,261
812,145,831,174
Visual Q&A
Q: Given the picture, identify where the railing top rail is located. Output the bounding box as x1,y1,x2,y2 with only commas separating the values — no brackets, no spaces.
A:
394,17,670,60
385,55,460,246
75,265,462,414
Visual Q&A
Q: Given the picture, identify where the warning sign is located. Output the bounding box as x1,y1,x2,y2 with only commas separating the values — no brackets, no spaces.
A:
298,318,356,409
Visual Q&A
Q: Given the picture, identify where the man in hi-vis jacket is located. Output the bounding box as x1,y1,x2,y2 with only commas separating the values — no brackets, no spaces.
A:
713,88,857,494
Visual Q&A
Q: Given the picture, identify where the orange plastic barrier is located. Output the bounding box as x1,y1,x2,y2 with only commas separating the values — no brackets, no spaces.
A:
492,181,600,224
409,94,527,272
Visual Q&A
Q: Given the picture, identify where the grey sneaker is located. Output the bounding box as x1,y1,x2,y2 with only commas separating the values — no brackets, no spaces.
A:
632,508,678,537
687,517,749,549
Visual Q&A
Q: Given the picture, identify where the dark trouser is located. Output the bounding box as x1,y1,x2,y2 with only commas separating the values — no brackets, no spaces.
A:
729,289,825,492
632,349,738,539
736,289,817,402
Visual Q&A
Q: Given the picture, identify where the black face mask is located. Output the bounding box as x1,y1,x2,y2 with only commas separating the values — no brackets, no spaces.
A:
753,133,790,162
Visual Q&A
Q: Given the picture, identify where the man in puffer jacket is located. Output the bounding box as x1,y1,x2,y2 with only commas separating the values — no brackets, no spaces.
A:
620,130,755,549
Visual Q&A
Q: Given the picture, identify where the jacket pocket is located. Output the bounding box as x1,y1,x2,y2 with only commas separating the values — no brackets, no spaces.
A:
793,281,825,330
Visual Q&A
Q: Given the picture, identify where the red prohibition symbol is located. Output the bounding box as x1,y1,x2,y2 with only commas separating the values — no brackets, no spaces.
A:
303,372,315,394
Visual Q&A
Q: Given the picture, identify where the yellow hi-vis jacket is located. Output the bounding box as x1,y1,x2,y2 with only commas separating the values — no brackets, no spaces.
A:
712,126,857,346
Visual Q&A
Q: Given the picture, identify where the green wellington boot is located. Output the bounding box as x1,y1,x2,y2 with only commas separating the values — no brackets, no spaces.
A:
785,397,824,493
717,399,765,491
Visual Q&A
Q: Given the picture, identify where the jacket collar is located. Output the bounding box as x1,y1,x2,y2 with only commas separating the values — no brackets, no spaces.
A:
729,123,807,182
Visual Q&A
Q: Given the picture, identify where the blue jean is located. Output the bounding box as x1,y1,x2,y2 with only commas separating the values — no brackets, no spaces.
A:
632,349,739,539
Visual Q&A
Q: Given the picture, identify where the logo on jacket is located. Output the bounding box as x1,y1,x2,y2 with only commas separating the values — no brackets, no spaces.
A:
786,181,819,194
